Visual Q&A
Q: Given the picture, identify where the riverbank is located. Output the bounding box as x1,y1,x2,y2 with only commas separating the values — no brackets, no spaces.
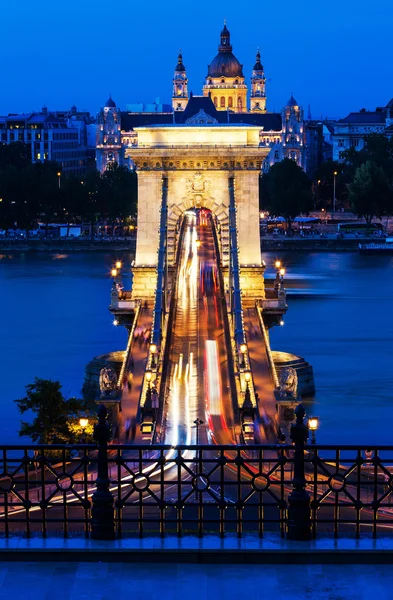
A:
261,237,362,251
0,239,136,252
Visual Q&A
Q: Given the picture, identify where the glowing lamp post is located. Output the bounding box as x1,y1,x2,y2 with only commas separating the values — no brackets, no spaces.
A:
79,416,89,443
244,371,251,407
150,343,157,368
308,416,319,444
111,268,117,282
79,417,89,431
57,172,61,189
333,171,338,213
115,261,122,270
240,343,247,369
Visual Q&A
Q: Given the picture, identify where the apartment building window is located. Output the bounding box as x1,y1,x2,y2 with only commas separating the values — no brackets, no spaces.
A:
338,139,345,147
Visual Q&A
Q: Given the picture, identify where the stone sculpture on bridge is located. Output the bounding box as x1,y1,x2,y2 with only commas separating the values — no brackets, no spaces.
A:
279,367,298,398
99,367,118,397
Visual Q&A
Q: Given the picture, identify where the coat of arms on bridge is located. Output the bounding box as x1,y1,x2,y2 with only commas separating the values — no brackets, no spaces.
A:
184,172,214,208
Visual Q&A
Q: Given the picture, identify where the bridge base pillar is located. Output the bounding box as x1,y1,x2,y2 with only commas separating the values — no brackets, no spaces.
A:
239,266,266,308
132,266,157,303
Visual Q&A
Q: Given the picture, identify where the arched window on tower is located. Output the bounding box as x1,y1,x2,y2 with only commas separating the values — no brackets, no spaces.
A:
228,97,233,108
238,97,242,111
220,97,225,108
213,97,218,107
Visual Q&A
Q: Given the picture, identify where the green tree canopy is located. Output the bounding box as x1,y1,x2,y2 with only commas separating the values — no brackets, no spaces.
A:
349,161,391,224
15,378,85,444
260,159,313,229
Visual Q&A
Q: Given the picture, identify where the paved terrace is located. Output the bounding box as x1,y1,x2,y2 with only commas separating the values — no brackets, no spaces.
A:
1,536,393,600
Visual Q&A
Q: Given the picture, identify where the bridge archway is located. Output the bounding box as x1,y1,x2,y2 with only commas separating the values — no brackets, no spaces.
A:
166,190,229,268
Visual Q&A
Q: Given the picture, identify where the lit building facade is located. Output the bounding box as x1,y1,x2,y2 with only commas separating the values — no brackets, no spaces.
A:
96,23,307,173
332,100,393,161
0,106,91,174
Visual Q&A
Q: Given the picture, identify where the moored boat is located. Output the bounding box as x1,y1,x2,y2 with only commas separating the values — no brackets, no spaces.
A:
359,238,393,253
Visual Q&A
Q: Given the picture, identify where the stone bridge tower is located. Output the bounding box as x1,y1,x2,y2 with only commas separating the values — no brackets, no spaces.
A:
127,106,270,304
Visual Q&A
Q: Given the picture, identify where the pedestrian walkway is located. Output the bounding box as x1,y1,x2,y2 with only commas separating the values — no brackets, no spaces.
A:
244,308,276,442
118,309,152,442
0,548,392,599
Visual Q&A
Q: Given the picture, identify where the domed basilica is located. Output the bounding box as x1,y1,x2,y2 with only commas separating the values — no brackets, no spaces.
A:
96,23,306,173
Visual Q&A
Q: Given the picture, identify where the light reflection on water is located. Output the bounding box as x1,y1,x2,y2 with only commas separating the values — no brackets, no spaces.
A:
266,251,393,445
0,251,392,444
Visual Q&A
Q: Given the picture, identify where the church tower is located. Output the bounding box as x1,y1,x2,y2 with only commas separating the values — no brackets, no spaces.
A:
250,49,266,113
203,23,247,112
282,94,305,168
96,96,122,172
172,51,189,111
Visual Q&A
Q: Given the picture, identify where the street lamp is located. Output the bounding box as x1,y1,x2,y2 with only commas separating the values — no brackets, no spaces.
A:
333,171,338,213
79,417,89,431
275,260,281,270
57,172,61,189
244,371,252,407
79,416,89,443
240,343,247,368
194,418,204,445
150,343,157,368
145,370,152,388
111,268,117,281
279,268,285,284
308,416,319,444
115,261,122,270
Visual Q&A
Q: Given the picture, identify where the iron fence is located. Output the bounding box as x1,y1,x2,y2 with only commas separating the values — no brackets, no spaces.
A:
1,441,393,539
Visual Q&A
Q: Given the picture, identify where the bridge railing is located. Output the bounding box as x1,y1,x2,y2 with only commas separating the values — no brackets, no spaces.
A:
117,300,142,394
256,303,280,389
1,441,393,540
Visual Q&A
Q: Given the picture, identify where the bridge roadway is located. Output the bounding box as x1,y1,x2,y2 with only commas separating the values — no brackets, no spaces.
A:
117,207,277,445
163,209,234,447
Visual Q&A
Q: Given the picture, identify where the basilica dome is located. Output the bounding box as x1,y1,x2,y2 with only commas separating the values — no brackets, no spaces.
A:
208,52,243,78
207,24,244,79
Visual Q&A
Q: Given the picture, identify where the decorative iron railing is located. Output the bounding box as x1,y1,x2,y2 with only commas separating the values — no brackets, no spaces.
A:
1,439,393,539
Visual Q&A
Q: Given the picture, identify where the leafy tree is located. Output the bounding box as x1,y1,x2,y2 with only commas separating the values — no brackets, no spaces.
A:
0,142,31,170
314,160,346,209
260,158,313,230
101,162,137,231
15,378,86,444
349,161,391,224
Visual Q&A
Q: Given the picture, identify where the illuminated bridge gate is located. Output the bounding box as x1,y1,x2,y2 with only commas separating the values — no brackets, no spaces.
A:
128,122,270,305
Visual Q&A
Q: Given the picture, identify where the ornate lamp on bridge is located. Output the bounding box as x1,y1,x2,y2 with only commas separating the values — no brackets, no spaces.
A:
308,416,319,444
287,403,312,541
239,343,247,369
150,343,157,369
244,371,252,407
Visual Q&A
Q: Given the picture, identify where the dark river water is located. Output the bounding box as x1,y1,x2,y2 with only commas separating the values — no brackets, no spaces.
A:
0,250,392,445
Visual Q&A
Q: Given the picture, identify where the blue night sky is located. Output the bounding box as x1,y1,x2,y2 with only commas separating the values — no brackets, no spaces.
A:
1,0,392,119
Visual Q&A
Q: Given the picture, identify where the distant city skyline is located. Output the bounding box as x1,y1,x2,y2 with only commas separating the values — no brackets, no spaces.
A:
1,0,392,119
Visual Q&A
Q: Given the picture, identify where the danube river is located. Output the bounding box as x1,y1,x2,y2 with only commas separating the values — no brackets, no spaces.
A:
0,251,392,445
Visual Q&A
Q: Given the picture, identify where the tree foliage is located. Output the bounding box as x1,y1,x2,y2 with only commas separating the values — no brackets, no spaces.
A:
0,144,138,233
15,378,86,444
349,161,391,223
260,159,313,229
